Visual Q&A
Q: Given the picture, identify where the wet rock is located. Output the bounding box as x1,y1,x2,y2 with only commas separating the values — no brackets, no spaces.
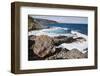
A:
53,36,75,46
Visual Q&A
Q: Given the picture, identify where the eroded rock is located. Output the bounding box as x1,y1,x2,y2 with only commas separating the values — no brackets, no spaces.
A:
46,48,87,60
33,35,55,57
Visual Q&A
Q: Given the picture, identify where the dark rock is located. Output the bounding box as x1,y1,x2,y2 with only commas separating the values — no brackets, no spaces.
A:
53,36,67,39
53,36,76,46
29,35,36,41
28,49,44,60
84,51,88,58
28,35,36,49
75,37,86,41
28,40,35,49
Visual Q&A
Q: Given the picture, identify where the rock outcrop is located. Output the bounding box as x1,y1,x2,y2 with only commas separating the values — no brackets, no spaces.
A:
53,36,75,46
28,35,88,60
46,48,87,60
33,35,56,57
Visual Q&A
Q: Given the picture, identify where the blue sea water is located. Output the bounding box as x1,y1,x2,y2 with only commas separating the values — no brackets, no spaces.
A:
48,23,88,35
44,28,71,34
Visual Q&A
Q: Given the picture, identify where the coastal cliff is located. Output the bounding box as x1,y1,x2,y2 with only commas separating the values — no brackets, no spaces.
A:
28,16,57,31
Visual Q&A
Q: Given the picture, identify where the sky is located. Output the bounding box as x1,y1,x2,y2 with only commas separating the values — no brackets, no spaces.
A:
30,15,88,24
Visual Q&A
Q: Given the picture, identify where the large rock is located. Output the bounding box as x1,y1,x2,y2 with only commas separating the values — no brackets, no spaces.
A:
33,35,55,57
46,48,87,60
64,49,87,59
29,35,88,60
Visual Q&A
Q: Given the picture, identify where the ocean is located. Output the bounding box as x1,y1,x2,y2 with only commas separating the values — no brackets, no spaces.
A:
48,23,88,35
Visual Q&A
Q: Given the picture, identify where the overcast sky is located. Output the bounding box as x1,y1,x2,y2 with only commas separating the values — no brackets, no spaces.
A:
30,15,88,24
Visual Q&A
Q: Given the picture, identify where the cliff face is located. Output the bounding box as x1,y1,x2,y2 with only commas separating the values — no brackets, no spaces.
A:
28,16,57,31
35,18,58,26
28,16,42,31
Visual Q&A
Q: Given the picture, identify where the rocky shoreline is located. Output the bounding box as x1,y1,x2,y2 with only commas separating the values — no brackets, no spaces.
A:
28,35,88,60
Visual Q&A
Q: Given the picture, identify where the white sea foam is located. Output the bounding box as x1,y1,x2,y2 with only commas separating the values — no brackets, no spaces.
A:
58,42,88,53
71,30,88,40
58,31,88,53
28,27,73,37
